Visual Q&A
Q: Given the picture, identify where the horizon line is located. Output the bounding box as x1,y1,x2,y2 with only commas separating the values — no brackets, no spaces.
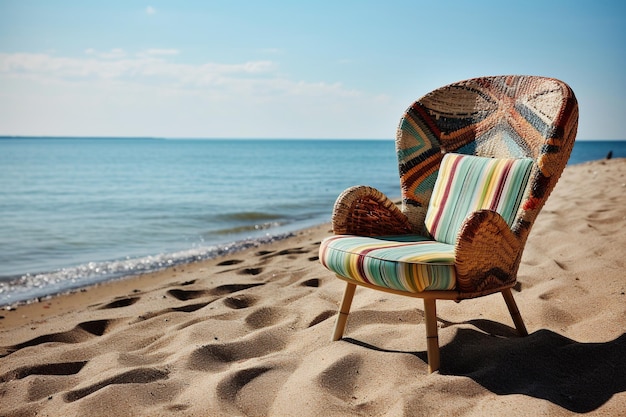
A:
0,136,624,142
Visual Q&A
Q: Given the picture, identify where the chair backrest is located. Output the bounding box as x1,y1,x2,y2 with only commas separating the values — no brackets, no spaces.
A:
396,75,578,244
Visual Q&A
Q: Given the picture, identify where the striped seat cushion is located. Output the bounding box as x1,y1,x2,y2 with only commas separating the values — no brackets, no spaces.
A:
425,153,533,244
319,235,456,292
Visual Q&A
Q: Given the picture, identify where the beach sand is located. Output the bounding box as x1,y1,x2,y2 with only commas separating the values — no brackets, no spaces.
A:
1,159,625,417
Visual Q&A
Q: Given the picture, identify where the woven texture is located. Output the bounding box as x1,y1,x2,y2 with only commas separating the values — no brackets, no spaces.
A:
331,186,413,236
397,75,578,242
319,235,456,292
425,153,533,244
323,75,578,295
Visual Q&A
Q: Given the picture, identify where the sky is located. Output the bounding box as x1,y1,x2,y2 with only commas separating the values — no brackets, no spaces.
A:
0,0,624,140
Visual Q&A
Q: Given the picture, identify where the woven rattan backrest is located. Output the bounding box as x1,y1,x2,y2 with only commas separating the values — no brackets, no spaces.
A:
396,75,578,242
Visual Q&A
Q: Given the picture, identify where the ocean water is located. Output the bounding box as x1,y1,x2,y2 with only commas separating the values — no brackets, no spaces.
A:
1,138,624,306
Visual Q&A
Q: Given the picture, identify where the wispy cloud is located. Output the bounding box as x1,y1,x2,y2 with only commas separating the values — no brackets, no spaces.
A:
145,6,156,15
0,50,356,98
0,49,392,138
85,48,127,59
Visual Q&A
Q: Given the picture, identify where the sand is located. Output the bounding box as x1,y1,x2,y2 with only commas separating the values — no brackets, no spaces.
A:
1,158,625,417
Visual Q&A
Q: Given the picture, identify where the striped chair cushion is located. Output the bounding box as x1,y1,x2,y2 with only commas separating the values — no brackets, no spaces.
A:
319,235,456,292
425,153,533,245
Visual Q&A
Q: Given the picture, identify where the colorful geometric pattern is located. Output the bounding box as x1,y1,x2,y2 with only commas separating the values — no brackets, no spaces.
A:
424,153,533,244
396,75,579,243
319,235,456,292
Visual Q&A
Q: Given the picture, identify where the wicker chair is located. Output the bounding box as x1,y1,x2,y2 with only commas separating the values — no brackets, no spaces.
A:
319,75,578,373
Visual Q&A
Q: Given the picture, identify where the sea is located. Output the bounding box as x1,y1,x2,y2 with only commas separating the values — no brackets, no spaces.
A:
1,138,624,306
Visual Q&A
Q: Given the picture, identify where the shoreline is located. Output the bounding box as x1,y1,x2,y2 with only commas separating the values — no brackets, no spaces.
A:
1,159,625,416
0,223,331,330
0,230,302,309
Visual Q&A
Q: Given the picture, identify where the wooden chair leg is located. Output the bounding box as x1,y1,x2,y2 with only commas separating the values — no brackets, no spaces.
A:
332,282,357,341
502,288,528,336
423,298,440,373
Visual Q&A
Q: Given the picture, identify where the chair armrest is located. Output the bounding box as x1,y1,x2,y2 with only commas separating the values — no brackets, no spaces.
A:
454,210,523,293
332,185,413,236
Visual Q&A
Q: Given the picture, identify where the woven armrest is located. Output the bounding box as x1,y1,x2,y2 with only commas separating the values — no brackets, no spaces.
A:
454,210,523,294
332,186,413,236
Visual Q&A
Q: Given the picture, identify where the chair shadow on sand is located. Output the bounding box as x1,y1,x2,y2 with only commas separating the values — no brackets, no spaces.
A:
345,320,626,413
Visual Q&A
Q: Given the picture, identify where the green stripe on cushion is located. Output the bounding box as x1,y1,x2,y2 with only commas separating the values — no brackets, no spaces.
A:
425,153,533,244
319,235,456,292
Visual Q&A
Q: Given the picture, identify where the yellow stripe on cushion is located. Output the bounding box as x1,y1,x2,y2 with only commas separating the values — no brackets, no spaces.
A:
424,153,533,244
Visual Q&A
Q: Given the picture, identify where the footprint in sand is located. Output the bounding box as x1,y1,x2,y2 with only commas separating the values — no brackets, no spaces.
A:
300,278,320,288
1,320,114,358
63,368,169,402
167,289,210,301
171,302,212,313
209,283,264,296
99,296,140,309
0,361,87,383
132,300,214,323
257,247,310,260
217,259,244,266
237,267,264,276
164,286,257,322
277,248,311,259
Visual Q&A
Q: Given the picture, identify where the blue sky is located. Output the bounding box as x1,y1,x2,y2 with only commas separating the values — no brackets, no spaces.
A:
0,1,624,139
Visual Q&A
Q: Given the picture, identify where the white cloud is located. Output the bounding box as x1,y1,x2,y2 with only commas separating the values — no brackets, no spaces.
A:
0,50,395,138
85,48,127,59
0,52,292,90
146,6,156,15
